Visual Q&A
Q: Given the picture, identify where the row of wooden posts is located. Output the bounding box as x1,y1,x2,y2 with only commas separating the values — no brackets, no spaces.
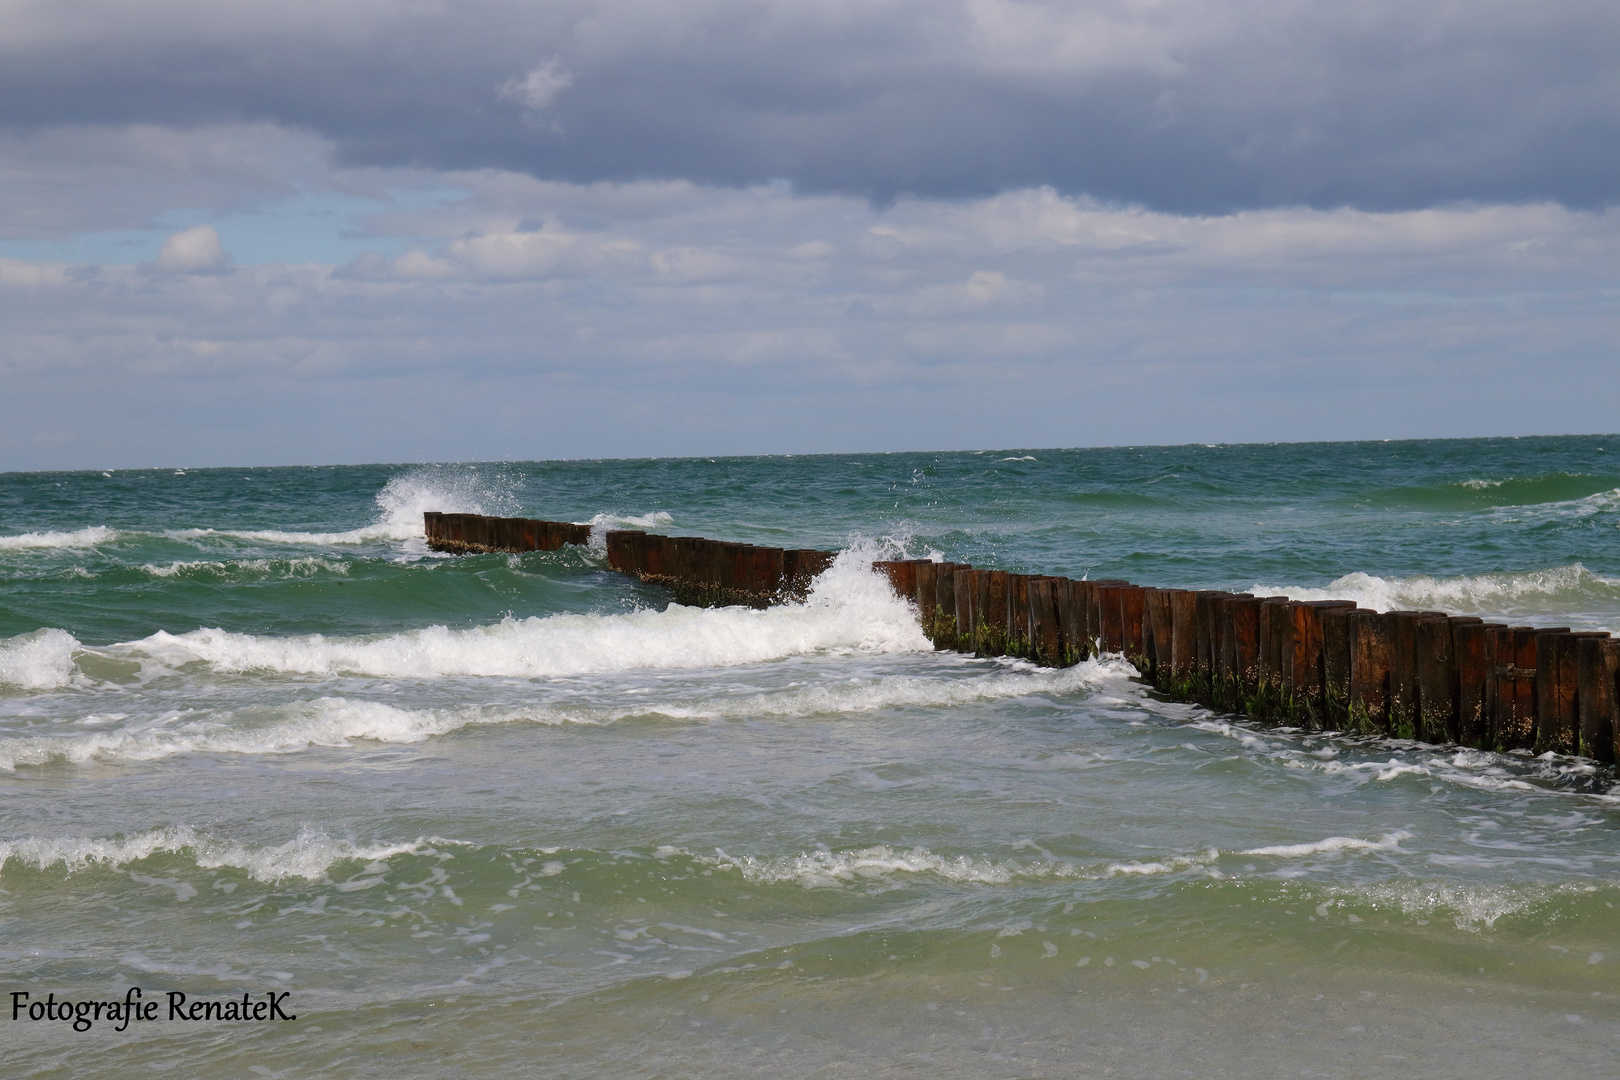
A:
424,512,836,608
423,512,1619,763
868,558,1619,763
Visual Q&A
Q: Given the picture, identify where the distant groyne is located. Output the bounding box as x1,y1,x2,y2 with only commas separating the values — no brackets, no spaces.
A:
424,512,1619,764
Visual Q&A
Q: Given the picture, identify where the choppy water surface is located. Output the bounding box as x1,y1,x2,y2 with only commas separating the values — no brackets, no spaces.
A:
2,437,1618,1078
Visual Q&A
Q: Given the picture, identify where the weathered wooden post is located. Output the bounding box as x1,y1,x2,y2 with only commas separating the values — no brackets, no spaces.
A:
1028,579,1062,666
1007,574,1033,658
983,570,1011,657
1348,610,1393,733
1537,632,1582,755
1119,586,1147,669
1055,578,1083,665
1453,620,1497,748
1319,606,1365,729
1167,590,1198,692
934,564,962,650
1144,588,1174,687
1576,635,1617,763
1074,580,1096,652
955,569,980,653
1232,596,1265,709
913,561,940,644
1413,615,1456,743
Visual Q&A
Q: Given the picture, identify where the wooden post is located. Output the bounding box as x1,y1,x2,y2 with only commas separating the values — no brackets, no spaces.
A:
1319,606,1363,729
955,569,979,653
913,562,939,643
934,564,961,650
1008,574,1033,658
1384,611,1422,738
1232,596,1264,706
1055,578,1082,665
1144,588,1174,686
1074,581,1096,652
1414,616,1455,743
1348,610,1393,733
1453,620,1496,748
1119,586,1147,668
1537,632,1580,755
983,570,1011,657
1576,635,1616,763
1257,598,1290,708
1168,591,1197,687
1097,584,1124,654
1028,579,1062,666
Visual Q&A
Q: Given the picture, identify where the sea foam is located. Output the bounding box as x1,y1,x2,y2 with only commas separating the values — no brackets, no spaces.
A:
0,825,456,883
1254,563,1619,625
0,628,80,690
0,657,1127,769
0,526,117,551
119,545,930,679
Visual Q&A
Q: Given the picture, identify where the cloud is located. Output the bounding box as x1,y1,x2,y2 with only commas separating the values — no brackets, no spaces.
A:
498,59,575,118
153,223,229,272
2,175,1618,468
0,2,1617,212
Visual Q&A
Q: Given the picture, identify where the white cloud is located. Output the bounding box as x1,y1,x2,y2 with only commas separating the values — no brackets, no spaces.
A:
498,60,575,116
154,223,229,272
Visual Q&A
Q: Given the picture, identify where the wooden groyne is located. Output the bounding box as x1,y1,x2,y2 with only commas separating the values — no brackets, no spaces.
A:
424,511,835,608
424,512,1620,764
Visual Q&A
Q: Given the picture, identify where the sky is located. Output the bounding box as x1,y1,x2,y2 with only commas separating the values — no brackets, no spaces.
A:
1,0,1617,470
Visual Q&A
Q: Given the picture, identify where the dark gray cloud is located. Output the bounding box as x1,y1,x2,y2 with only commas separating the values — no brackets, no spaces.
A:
1,1,1617,215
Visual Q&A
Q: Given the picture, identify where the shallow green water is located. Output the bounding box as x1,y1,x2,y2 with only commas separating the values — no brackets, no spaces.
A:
1,438,1617,1077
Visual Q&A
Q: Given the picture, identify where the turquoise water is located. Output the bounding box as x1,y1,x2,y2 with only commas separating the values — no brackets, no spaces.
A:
2,437,1618,1077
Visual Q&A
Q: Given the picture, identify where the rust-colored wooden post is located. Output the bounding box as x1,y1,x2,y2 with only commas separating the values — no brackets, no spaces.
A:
1319,606,1362,728
1144,588,1174,686
1576,635,1616,763
1537,631,1581,755
934,564,962,650
1232,596,1263,707
1348,610,1392,733
1414,615,1455,743
1007,574,1033,658
984,570,1012,658
1097,584,1124,654
1384,611,1424,738
913,561,939,643
1168,591,1198,688
1452,620,1495,748
1028,579,1062,666
955,569,980,653
1119,586,1147,667
1054,578,1082,665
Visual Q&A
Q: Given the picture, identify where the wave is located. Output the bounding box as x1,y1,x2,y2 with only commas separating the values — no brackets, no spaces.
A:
1237,832,1410,858
0,656,1131,769
702,828,1415,890
165,466,511,546
0,526,117,551
1254,563,1620,623
1359,472,1620,511
113,547,927,680
1321,880,1570,931
140,556,351,580
584,510,675,545
0,825,457,883
0,628,80,690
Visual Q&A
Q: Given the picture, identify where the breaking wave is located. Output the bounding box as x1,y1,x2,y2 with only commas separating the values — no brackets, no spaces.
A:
0,526,117,551
114,546,928,680
0,628,80,690
0,825,459,883
1255,563,1620,626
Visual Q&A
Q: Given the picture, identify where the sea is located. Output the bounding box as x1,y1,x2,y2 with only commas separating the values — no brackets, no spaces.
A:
2,436,1618,1077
